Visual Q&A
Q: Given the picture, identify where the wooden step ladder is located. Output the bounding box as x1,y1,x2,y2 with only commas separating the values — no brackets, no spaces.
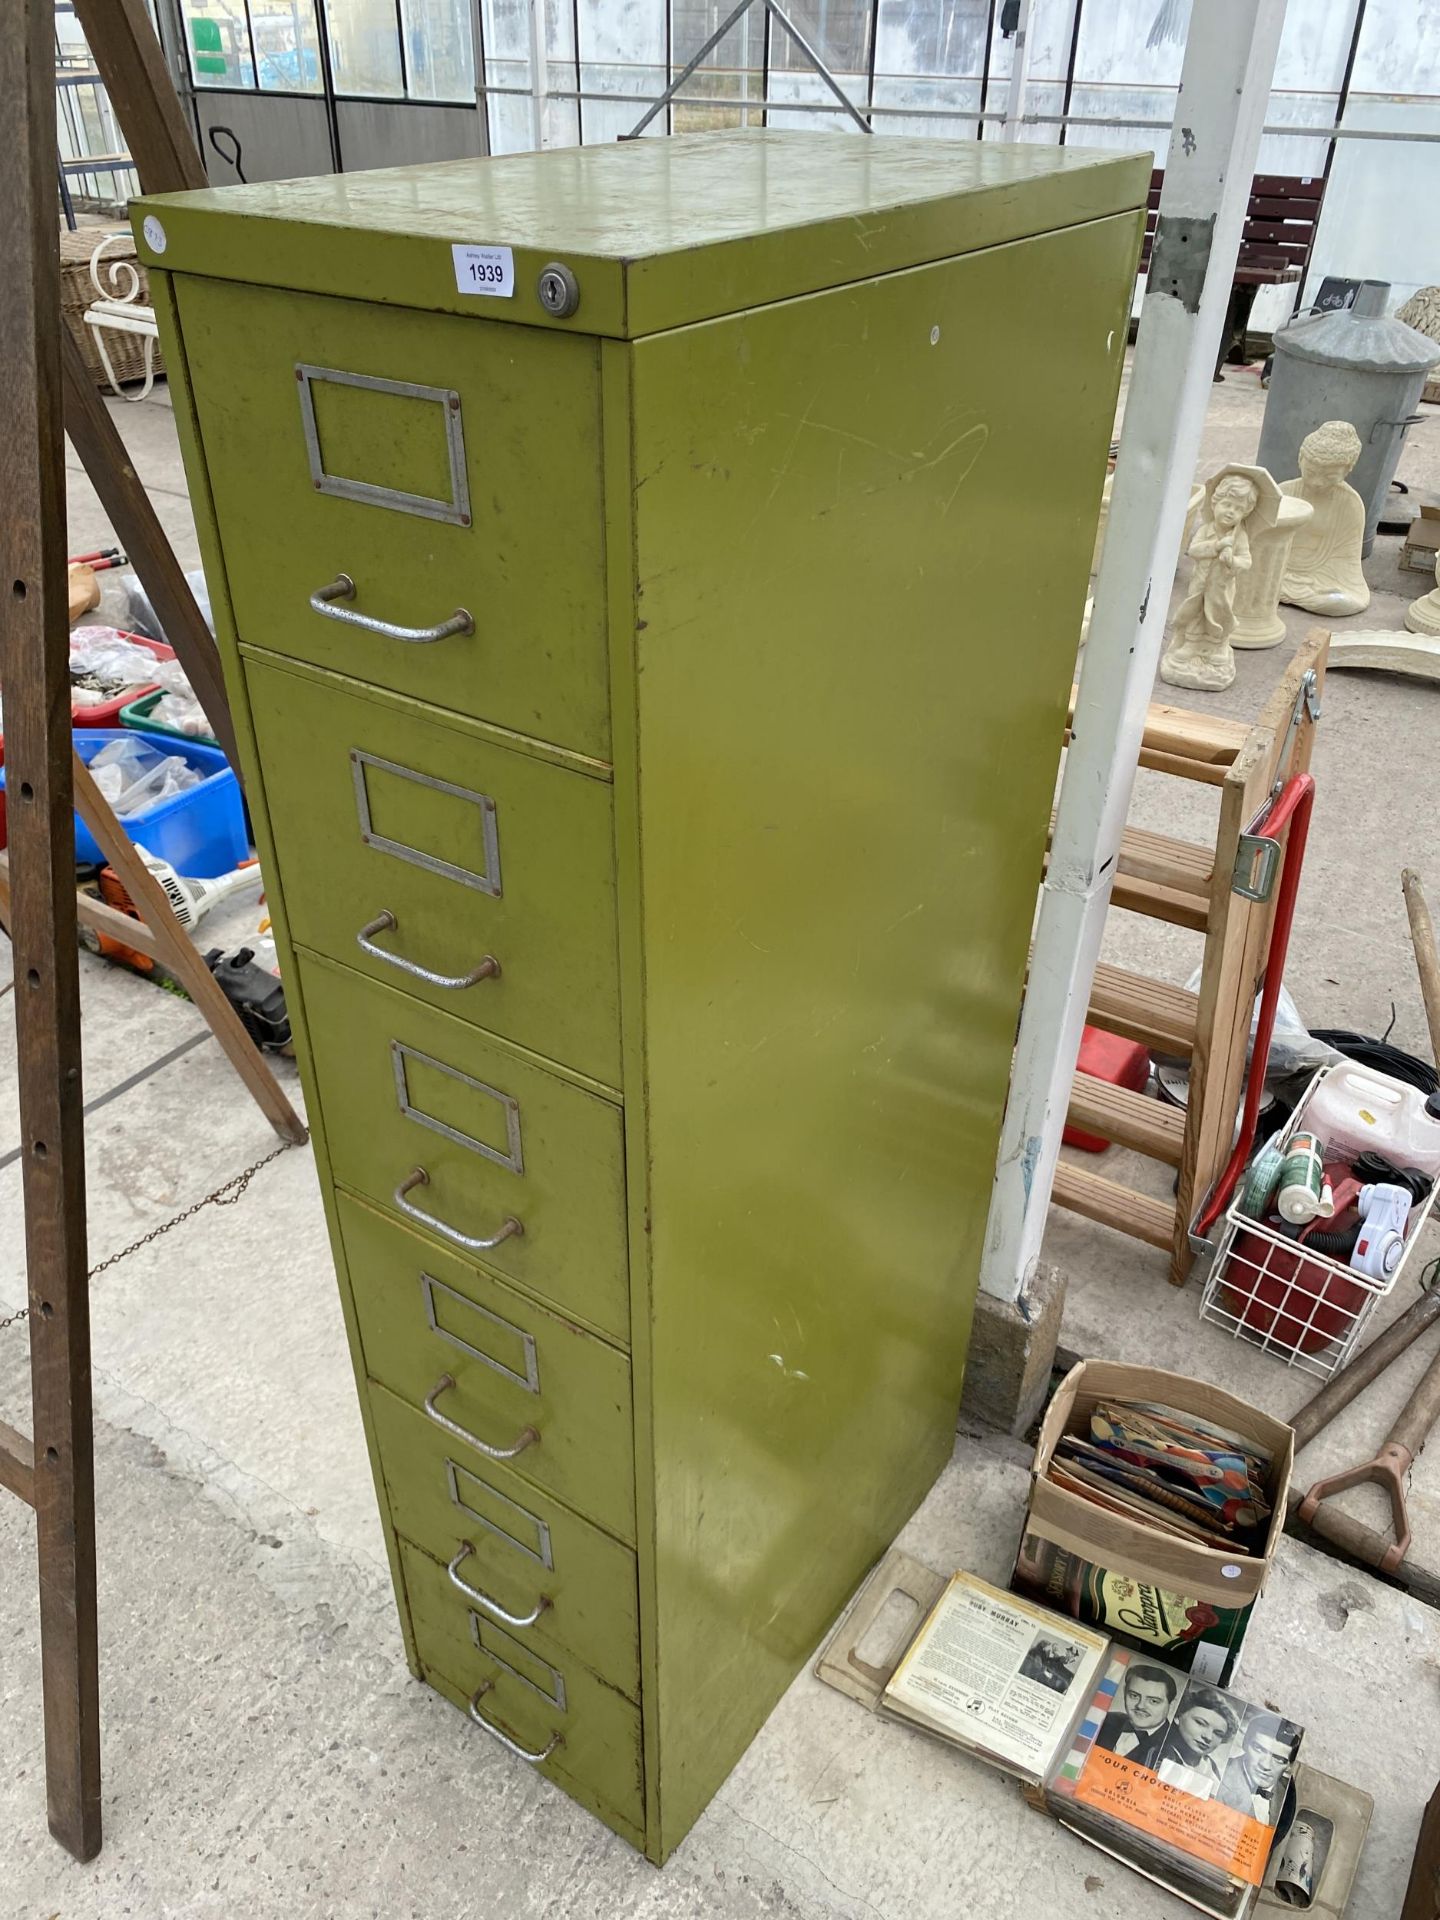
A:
1051,629,1329,1285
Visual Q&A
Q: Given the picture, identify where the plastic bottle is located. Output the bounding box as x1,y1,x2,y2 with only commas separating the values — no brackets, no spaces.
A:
1301,1063,1440,1176
1276,1132,1330,1224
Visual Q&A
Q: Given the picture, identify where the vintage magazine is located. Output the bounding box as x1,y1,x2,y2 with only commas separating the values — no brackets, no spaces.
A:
1258,1764,1373,1916
1015,1531,1252,1685
1048,1644,1303,1920
881,1570,1107,1786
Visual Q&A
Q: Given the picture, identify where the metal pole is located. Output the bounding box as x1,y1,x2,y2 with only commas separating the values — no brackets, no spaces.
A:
468,0,489,153
622,0,759,141
764,0,871,133
976,0,1292,1304
1001,0,1034,136
527,0,548,147
1297,0,1367,314
976,0,997,138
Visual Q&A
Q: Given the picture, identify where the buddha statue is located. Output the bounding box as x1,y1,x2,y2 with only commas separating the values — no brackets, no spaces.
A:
1160,470,1261,693
1280,421,1370,616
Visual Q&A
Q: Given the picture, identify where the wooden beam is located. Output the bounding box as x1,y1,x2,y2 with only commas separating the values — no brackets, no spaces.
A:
0,850,161,960
1109,873,1211,934
1116,825,1214,897
70,755,307,1145
59,328,240,774
1066,1074,1185,1166
1068,688,1249,767
68,0,207,195
0,1421,37,1508
1051,1163,1175,1251
1087,962,1199,1056
1,0,102,1863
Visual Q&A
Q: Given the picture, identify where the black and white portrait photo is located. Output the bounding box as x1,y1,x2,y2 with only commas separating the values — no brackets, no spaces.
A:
1094,1663,1180,1771
1218,1710,1302,1825
1156,1682,1241,1797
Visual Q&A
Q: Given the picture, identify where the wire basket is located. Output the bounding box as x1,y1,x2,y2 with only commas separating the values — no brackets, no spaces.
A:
1197,1071,1440,1379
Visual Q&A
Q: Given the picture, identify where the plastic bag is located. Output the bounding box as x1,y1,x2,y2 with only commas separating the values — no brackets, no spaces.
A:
68,625,167,697
119,567,213,642
1179,966,1343,1081
88,735,201,817
146,688,213,738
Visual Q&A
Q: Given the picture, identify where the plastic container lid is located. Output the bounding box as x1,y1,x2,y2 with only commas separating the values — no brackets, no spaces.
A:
1274,281,1440,375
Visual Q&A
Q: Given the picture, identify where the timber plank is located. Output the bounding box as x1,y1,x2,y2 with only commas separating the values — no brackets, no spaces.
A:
1051,1163,1174,1250
1087,964,1199,1056
1067,1074,1185,1166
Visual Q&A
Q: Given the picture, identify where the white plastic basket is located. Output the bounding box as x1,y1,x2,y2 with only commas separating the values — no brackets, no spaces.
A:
1198,1066,1440,1379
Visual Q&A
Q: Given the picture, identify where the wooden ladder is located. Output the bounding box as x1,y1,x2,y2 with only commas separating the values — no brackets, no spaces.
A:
1051,629,1330,1284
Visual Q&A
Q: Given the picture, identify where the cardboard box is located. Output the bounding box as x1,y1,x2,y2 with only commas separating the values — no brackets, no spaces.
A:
1012,1360,1294,1687
1400,504,1440,573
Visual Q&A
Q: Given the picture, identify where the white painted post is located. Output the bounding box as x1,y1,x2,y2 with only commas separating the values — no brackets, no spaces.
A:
977,0,1291,1302
1001,0,1034,135
527,0,549,150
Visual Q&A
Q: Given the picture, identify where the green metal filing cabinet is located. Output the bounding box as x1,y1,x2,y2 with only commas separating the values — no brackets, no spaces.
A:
136,130,1145,1862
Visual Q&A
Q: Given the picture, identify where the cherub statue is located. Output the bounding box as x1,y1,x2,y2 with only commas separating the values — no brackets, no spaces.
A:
1160,471,1260,692
1280,420,1370,615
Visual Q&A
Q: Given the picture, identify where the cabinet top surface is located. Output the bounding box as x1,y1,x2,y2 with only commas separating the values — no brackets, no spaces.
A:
136,130,1148,339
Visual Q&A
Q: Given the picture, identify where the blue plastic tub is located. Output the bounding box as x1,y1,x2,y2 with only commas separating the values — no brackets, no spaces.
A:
0,729,247,878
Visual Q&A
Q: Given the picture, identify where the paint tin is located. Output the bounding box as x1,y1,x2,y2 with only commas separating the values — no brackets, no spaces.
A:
1276,1131,1328,1224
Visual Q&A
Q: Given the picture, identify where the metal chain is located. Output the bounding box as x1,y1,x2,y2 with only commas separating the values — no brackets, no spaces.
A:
0,1140,299,1334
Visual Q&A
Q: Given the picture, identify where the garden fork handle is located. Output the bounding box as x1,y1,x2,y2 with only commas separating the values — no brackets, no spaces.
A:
1296,1344,1440,1574
1390,1340,1440,1462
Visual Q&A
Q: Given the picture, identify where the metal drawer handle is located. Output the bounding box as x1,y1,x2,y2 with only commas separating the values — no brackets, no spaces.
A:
309,573,473,644
394,1168,523,1251
357,912,500,990
448,1543,549,1627
467,1683,561,1764
425,1374,539,1461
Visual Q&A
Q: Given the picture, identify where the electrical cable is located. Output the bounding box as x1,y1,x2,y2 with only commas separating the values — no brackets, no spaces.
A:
1311,1028,1439,1097
1351,1150,1433,1204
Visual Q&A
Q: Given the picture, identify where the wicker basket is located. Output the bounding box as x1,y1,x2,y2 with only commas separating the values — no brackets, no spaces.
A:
59,224,165,390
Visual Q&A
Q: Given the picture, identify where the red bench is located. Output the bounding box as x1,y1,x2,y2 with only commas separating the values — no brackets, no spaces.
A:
1141,170,1327,379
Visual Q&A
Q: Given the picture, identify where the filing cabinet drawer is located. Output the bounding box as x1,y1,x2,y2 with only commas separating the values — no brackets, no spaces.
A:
302,955,629,1343
176,276,610,757
403,1540,645,1838
342,1194,635,1541
248,658,621,1086
370,1383,639,1699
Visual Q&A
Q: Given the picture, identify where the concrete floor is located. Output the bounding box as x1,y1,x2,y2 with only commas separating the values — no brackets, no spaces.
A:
2,365,1439,1917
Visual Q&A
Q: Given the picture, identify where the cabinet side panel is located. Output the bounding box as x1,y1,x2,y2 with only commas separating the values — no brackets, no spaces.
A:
630,213,1141,1855
148,270,420,1671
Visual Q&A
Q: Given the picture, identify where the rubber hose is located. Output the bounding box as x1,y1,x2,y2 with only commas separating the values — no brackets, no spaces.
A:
1300,1222,1362,1257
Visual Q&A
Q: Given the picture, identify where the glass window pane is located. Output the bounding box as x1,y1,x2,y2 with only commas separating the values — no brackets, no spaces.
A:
871,0,987,140
764,0,870,131
579,0,664,147
669,0,765,133
400,0,477,102
480,0,578,151
184,1,257,88
251,0,324,92
324,0,404,96
481,0,532,151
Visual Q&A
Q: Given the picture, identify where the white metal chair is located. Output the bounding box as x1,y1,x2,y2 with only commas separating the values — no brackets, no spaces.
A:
82,233,160,402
